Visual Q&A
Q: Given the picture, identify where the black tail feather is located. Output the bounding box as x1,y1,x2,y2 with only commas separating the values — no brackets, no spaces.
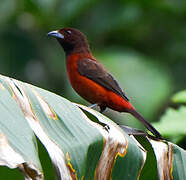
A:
129,109,163,139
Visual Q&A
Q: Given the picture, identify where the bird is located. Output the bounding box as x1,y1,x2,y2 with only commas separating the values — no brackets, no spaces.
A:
47,27,162,139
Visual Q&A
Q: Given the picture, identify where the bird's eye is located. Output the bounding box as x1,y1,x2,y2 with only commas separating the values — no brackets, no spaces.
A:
66,30,72,35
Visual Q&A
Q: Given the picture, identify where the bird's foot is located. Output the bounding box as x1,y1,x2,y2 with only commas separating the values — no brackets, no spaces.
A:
100,106,106,113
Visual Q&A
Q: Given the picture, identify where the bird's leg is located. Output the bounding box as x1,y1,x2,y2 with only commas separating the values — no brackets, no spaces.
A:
88,104,106,113
100,106,106,113
88,103,98,109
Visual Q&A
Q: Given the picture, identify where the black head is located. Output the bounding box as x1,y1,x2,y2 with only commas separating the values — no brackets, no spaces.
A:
48,28,90,55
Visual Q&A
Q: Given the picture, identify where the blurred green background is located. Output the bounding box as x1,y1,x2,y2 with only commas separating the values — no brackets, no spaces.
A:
0,0,186,179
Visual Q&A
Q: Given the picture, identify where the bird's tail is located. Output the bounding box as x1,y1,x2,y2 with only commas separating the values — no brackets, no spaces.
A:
128,108,162,139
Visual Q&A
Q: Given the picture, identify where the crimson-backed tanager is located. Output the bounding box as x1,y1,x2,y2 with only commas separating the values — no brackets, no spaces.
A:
48,27,162,139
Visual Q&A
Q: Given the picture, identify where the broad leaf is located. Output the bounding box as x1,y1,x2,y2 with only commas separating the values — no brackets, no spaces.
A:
0,74,186,180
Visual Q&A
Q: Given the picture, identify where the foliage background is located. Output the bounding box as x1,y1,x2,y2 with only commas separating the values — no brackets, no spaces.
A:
0,0,186,179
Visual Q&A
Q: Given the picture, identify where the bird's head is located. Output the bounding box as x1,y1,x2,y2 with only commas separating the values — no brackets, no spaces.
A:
48,28,90,55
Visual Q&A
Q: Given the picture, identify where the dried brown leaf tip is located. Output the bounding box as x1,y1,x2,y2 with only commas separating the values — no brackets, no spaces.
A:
168,143,173,180
95,128,127,180
19,163,43,180
66,152,78,180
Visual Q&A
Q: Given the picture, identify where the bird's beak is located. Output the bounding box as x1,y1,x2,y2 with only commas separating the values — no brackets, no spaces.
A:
47,30,64,39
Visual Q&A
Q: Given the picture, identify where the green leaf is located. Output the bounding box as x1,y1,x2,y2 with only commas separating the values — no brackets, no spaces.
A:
0,74,186,179
172,90,186,104
153,106,186,136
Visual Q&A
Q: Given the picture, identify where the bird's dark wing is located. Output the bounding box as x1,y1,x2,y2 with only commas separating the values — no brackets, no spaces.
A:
77,59,129,101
